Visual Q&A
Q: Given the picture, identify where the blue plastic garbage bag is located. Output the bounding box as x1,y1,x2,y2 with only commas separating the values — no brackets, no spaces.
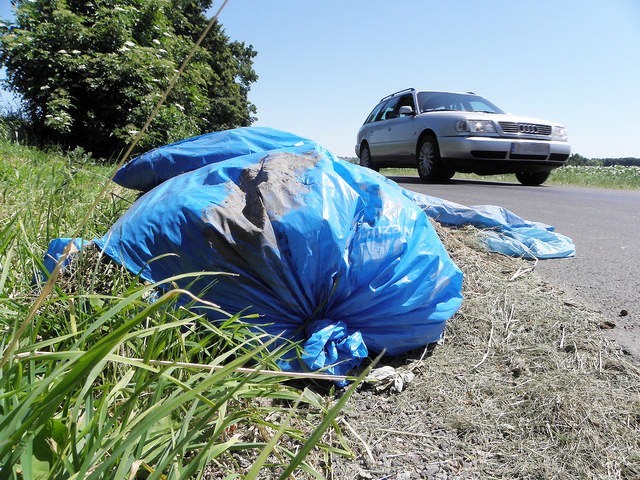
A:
95,142,464,376
301,320,368,377
113,126,312,192
403,190,575,259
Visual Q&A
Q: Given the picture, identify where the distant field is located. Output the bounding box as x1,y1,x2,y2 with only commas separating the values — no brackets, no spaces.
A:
378,165,640,189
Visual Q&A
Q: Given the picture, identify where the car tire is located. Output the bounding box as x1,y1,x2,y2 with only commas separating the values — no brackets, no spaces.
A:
359,144,379,171
515,171,550,186
416,135,454,182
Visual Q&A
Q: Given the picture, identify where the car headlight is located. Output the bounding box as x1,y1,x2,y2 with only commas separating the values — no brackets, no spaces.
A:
455,119,496,133
552,126,568,141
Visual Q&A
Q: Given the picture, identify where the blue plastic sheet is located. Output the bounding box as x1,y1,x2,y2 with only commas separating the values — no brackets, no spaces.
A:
403,190,576,259
113,126,312,191
96,139,464,377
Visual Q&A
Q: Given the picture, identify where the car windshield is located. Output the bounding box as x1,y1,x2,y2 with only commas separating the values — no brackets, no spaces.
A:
417,92,504,114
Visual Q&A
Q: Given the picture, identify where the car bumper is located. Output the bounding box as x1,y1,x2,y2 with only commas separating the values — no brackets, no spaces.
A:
439,136,571,164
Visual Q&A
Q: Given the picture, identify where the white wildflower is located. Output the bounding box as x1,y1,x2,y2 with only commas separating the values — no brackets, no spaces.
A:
152,39,161,45
124,41,135,48
57,49,68,54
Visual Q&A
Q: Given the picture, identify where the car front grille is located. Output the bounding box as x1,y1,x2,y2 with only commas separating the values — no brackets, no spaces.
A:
499,122,552,136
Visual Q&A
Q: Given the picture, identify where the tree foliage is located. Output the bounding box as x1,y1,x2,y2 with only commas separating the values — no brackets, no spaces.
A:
566,153,591,166
0,0,258,157
567,153,640,167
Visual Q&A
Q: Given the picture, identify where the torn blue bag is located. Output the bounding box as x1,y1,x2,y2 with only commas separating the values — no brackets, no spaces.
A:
403,190,576,259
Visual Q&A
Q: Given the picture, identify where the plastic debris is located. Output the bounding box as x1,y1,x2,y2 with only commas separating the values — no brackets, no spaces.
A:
403,190,576,259
367,365,416,393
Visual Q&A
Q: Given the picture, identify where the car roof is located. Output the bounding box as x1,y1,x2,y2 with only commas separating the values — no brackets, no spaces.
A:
379,88,416,102
380,88,478,102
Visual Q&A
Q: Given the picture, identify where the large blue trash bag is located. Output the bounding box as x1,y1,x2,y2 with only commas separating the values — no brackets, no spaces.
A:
113,126,312,191
96,142,464,377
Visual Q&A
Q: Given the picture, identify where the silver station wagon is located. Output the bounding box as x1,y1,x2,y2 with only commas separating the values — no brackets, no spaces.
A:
355,88,571,186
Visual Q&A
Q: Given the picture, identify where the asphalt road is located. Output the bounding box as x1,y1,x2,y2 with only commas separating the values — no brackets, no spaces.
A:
392,175,640,360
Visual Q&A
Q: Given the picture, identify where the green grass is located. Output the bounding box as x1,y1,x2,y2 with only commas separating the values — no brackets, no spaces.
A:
548,164,640,189
380,165,640,189
0,140,361,479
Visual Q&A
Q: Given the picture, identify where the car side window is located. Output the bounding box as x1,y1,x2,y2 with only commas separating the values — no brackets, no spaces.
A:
364,102,385,124
376,97,402,121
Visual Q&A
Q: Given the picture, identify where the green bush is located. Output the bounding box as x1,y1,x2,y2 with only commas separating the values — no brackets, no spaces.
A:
0,0,258,158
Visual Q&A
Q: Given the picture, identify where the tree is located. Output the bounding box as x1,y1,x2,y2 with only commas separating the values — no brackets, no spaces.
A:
566,153,590,166
0,0,258,157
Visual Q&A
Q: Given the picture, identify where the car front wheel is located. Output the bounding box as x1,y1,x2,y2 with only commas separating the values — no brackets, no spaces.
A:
515,171,550,186
359,144,379,171
417,136,454,182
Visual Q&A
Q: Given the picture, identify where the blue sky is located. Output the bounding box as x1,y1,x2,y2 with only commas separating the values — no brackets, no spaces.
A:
2,0,639,158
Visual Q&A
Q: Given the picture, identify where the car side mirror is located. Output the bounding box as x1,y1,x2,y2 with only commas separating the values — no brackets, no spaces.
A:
399,105,415,116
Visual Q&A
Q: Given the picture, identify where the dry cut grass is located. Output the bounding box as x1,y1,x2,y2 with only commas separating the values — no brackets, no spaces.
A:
330,224,640,479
